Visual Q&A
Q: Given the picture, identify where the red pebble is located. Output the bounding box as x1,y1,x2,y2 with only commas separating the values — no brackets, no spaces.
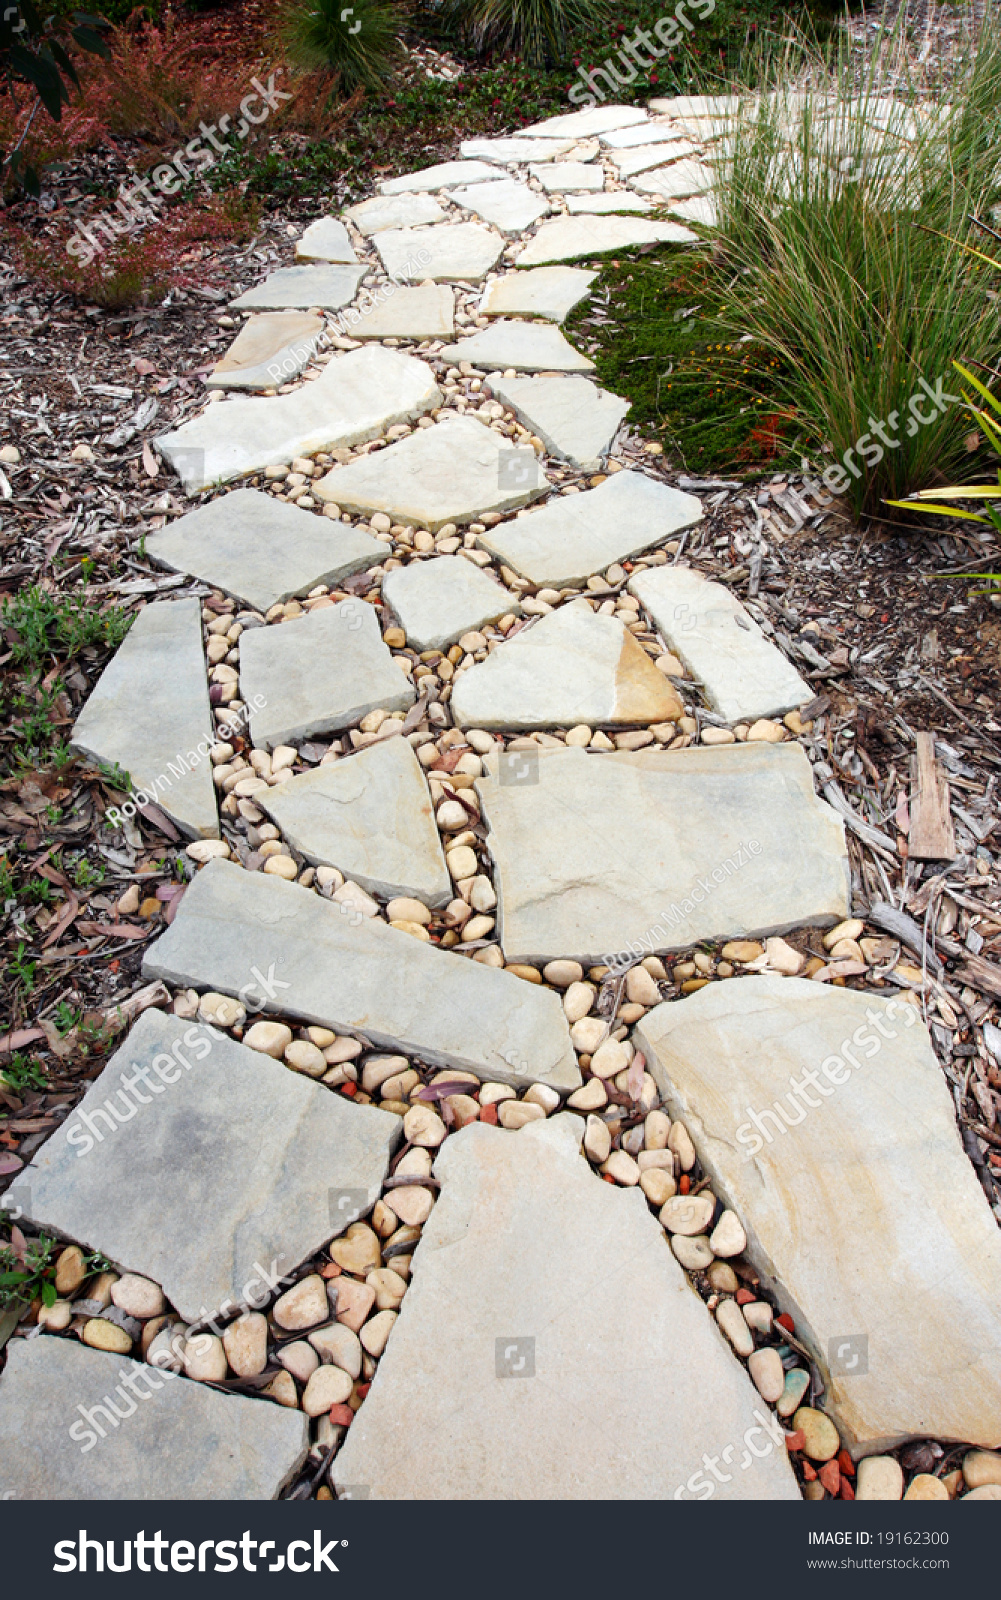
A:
840,1479,855,1500
602,1173,616,1184
734,1288,755,1305
356,1383,370,1400
837,1449,855,1478
819,1460,841,1496
679,1174,690,1195
802,1460,817,1481
480,1103,498,1125
320,1262,341,1279
340,1082,357,1098
785,1430,805,1453
328,1404,354,1426
775,1312,795,1334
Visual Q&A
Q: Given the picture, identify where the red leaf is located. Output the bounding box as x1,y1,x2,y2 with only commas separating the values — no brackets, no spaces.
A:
0,1153,24,1175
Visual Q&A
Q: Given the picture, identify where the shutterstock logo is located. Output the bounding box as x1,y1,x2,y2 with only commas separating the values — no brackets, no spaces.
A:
52,1530,348,1573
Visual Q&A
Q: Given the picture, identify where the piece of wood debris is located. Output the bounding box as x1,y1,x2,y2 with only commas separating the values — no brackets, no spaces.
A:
908,732,957,861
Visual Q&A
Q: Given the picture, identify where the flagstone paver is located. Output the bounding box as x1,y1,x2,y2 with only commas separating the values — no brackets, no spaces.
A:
21,1008,401,1322
380,160,506,194
440,319,595,374
612,141,697,178
259,736,452,906
313,415,550,531
294,216,358,263
522,105,650,138
450,179,550,235
157,345,441,492
382,554,522,650
600,119,692,148
239,600,415,749
459,136,576,162
230,264,365,311
0,1338,309,1500
145,487,385,612
478,469,702,585
143,860,580,1091
669,194,718,226
487,374,629,468
529,161,605,193
635,976,1001,1453
475,743,849,963
564,192,656,214
515,213,698,265
344,193,447,235
206,311,323,391
344,283,455,340
332,1114,800,1499
375,222,506,283
451,599,683,731
71,598,217,839
629,566,813,723
478,266,596,322
630,160,716,200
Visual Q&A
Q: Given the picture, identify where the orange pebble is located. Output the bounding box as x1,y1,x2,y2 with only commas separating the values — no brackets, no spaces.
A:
837,1449,855,1478
480,1103,498,1125
819,1460,841,1496
802,1460,817,1481
784,1430,806,1453
679,1174,690,1195
340,1082,357,1098
840,1479,855,1500
328,1404,354,1426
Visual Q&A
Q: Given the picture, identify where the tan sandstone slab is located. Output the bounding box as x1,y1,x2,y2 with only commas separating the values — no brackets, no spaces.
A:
635,976,1001,1454
343,193,447,235
206,312,323,391
478,266,596,323
515,214,697,266
332,1114,800,1499
475,742,849,964
345,284,455,341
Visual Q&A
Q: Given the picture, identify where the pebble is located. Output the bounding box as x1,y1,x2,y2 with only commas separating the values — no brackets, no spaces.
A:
904,1474,949,1501
303,1364,353,1416
625,966,661,1006
197,991,246,1029
81,1317,131,1353
524,1082,560,1113
333,880,379,918
583,1114,611,1163
280,1340,320,1383
748,1348,785,1402
660,1193,714,1235
182,1332,228,1381
602,1149,640,1185
671,1234,713,1271
643,1109,670,1150
55,1245,86,1297
563,981,595,1022
777,1368,811,1417
468,875,497,912
386,896,431,925
332,1276,376,1332
329,1223,382,1275
742,1301,773,1336
186,838,232,863
716,1298,755,1357
567,1078,606,1111
359,1308,397,1357
498,1100,546,1130
285,1039,328,1076
0,444,20,464
962,1485,1001,1499
856,1456,904,1500
706,1261,739,1294
963,1450,1001,1489
361,1054,409,1094
437,799,471,831
763,936,804,975
667,1121,696,1172
570,1016,608,1054
243,1020,293,1057
543,958,584,987
274,1273,330,1331
36,1300,72,1331
222,1312,268,1377
110,1274,165,1320
590,1037,630,1079
638,1165,677,1206
747,719,785,742
367,1267,407,1309
793,1406,841,1462
709,1210,746,1259
265,1370,299,1408
636,1149,673,1171
147,1324,185,1373
309,1321,363,1378
447,845,478,880
823,917,864,950
480,1081,517,1105
403,1103,447,1147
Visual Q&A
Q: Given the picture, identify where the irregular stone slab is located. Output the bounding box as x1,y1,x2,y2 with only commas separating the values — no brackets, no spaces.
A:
157,346,441,494
630,160,715,199
344,193,447,235
529,161,604,193
71,598,217,840
239,600,415,749
565,191,655,214
206,311,323,391
380,160,506,194
440,319,594,374
612,141,696,177
451,179,550,235
333,1114,799,1499
478,469,702,586
0,1338,308,1500
479,266,595,323
648,94,742,119
259,736,451,907
600,118,692,148
143,860,579,1091
635,976,1001,1454
375,223,505,284
346,283,455,341
516,214,697,265
451,599,682,731
459,136,575,162
314,415,550,532
669,194,719,227
488,373,629,469
295,216,357,263
22,1008,400,1324
145,488,384,613
522,105,650,138
230,264,365,311
475,743,849,964
629,566,812,723
382,554,521,650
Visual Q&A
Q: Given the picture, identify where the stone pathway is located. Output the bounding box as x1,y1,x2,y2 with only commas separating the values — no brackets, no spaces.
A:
3,96,1000,1506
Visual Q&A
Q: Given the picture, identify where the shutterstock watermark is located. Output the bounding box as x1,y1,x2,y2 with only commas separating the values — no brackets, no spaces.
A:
105,694,266,831
604,838,762,972
62,1023,217,1158
569,1,716,109
674,1405,787,1499
263,249,433,386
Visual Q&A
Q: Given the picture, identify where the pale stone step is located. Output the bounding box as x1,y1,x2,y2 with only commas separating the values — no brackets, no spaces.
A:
516,214,698,266
345,283,454,341
143,860,580,1091
230,263,365,311
206,311,323,391
669,195,719,227
521,105,650,138
450,178,550,235
478,266,596,323
630,160,715,200
332,1115,800,1499
475,743,849,964
380,160,507,193
145,487,384,613
488,374,630,469
648,95,742,118
564,192,655,215
0,1338,308,1499
612,141,697,178
600,118,693,149
22,1008,400,1323
629,566,813,724
529,161,605,193
382,553,521,651
440,319,594,374
374,222,505,284
259,736,452,907
238,599,414,749
478,468,702,586
343,193,446,235
451,599,682,731
71,598,217,839
635,975,1001,1454
459,136,575,163
294,216,357,263
313,415,550,532
156,345,441,493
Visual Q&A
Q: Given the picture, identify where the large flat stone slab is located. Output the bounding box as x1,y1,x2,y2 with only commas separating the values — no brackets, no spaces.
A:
145,487,384,612
613,140,696,177
459,136,575,162
314,415,550,532
479,266,596,323
635,977,1001,1454
346,283,455,340
259,735,451,907
522,106,650,138
382,554,521,651
206,311,323,391
669,194,718,227
0,1338,308,1500
478,469,702,586
630,160,715,199
488,373,629,469
601,119,692,148
440,319,594,374
344,193,447,235
295,216,357,263
143,860,580,1091
71,598,217,840
375,223,505,284
476,743,849,964
239,600,415,749
230,264,365,310
516,214,698,265
529,161,605,193
629,566,812,723
451,599,683,731
157,346,441,494
565,191,656,214
22,1008,400,1323
380,160,506,194
451,178,550,235
332,1115,800,1499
